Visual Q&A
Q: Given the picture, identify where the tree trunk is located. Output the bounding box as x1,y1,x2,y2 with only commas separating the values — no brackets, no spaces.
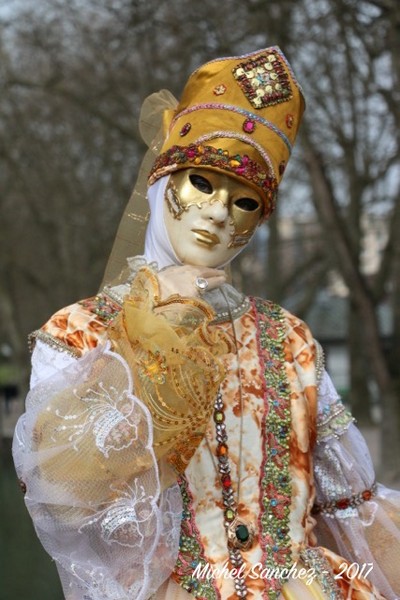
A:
302,133,400,481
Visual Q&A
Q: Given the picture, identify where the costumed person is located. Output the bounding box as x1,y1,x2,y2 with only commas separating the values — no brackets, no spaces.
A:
13,48,400,600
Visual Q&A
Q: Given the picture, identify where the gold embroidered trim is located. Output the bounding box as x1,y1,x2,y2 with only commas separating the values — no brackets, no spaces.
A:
300,548,342,599
28,330,81,359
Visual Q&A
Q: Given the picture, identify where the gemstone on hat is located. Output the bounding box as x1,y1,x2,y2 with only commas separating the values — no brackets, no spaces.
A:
213,83,227,96
243,118,256,133
286,114,294,129
180,123,192,137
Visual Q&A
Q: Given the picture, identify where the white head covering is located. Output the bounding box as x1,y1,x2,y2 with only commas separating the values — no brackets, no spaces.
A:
144,177,181,269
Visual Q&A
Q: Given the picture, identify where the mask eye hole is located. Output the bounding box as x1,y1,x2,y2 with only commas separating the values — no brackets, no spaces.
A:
189,174,213,194
234,197,260,212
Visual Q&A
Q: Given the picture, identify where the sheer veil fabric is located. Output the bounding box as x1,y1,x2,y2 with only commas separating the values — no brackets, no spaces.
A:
101,90,178,288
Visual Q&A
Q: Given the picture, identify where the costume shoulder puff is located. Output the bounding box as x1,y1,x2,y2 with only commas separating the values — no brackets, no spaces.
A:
28,292,122,358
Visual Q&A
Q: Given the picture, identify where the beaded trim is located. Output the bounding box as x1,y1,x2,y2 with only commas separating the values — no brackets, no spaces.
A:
149,144,278,211
253,298,293,599
211,297,251,324
101,287,124,307
195,131,276,177
171,104,292,152
212,389,253,597
317,400,354,442
78,294,121,324
314,339,325,386
312,482,377,516
299,548,342,600
174,476,219,599
28,330,81,358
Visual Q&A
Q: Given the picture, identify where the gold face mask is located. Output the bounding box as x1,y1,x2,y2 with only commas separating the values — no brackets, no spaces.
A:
165,168,263,248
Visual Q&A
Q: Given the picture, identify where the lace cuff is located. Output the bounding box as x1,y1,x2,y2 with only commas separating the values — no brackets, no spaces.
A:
13,342,182,600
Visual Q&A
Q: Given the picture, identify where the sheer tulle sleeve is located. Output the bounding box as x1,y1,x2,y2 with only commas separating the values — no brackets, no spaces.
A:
13,341,182,600
313,370,400,599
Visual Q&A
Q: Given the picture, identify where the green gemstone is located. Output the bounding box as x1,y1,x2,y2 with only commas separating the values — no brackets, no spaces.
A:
214,411,224,423
235,524,250,542
225,508,235,521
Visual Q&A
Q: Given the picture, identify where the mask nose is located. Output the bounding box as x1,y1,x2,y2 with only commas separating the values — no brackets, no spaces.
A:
202,194,230,225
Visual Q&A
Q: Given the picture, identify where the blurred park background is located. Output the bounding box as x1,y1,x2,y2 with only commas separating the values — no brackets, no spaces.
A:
0,0,399,598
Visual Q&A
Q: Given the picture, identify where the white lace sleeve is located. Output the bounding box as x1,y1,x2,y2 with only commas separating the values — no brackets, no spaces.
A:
313,370,400,599
13,342,182,600
30,340,77,388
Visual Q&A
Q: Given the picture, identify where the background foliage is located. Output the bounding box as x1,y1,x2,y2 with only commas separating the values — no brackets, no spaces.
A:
1,0,400,463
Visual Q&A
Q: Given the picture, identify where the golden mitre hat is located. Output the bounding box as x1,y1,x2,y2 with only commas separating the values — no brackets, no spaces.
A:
149,46,305,218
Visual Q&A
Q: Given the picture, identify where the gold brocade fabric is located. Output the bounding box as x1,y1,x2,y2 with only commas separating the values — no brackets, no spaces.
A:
109,267,232,475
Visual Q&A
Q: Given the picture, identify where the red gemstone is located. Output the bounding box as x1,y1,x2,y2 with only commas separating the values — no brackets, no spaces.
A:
222,475,232,488
336,498,350,510
286,114,294,129
243,119,256,133
362,490,372,501
180,123,191,137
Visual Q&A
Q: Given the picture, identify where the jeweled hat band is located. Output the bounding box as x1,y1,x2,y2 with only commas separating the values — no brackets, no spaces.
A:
148,47,305,218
